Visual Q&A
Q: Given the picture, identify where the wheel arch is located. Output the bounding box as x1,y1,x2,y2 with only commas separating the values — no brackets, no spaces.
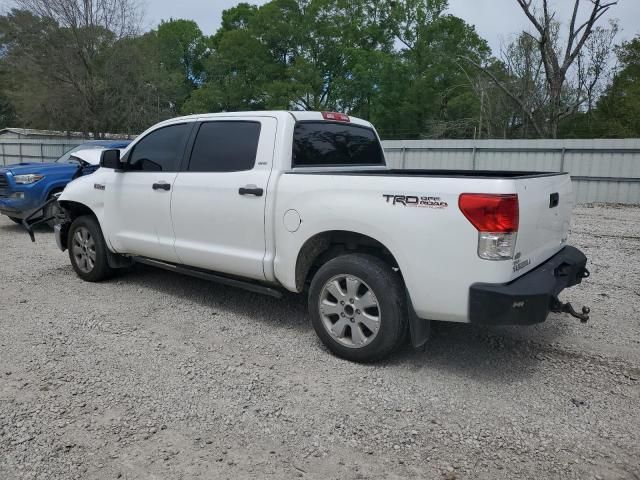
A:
55,201,98,251
294,229,430,350
60,201,129,269
59,200,98,223
294,230,403,293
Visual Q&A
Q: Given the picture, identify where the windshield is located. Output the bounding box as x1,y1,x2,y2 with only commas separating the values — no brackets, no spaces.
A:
55,144,106,164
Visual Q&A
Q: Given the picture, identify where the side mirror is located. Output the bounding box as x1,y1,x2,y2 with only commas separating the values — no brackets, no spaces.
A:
100,149,123,170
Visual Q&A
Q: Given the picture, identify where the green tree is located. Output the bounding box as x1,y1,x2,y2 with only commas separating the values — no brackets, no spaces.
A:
187,0,490,140
183,2,277,112
183,28,279,112
467,0,618,138
0,0,526,141
374,12,491,139
135,19,210,121
157,19,208,87
0,10,83,132
0,49,17,128
211,2,258,46
0,2,140,136
0,93,16,128
0,7,207,135
592,36,640,137
99,31,188,133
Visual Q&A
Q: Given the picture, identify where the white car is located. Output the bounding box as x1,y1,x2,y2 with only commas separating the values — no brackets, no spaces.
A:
34,111,591,362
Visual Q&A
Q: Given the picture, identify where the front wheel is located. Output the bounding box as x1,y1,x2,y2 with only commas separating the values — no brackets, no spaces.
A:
308,254,407,362
67,215,115,282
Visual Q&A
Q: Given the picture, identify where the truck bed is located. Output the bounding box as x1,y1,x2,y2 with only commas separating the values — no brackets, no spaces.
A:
288,169,567,179
277,165,573,322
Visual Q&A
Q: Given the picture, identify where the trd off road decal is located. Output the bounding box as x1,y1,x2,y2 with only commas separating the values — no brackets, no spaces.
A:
383,194,448,209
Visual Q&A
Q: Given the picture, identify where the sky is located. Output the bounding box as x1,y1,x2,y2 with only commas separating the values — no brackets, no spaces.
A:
143,0,640,56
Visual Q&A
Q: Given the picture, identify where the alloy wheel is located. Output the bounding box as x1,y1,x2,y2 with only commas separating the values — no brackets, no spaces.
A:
71,227,96,273
318,274,381,348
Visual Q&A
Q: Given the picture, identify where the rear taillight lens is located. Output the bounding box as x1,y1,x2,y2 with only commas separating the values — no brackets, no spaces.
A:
458,194,519,232
459,194,519,261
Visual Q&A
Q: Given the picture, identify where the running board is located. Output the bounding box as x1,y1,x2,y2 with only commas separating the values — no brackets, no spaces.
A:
132,257,283,299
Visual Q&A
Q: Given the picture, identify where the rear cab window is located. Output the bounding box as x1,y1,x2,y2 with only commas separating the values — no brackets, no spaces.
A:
292,122,385,168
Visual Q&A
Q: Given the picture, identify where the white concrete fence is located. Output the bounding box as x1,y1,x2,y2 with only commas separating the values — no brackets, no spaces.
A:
1,137,639,204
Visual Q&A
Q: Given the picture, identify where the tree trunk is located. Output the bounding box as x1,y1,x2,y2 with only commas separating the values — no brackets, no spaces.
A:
548,77,563,138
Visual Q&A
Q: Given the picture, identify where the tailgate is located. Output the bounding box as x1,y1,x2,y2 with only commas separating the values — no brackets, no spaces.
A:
512,173,573,279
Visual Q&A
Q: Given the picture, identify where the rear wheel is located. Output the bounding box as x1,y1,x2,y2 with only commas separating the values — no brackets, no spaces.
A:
67,215,115,282
308,254,407,362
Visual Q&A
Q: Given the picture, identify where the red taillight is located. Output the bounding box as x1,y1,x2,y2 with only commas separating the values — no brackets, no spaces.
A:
459,194,519,233
322,111,350,122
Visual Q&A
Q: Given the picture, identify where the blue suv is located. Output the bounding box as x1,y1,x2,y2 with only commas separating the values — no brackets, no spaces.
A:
0,140,131,225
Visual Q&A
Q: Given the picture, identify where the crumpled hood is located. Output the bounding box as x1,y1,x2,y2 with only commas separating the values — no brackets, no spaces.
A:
0,162,79,176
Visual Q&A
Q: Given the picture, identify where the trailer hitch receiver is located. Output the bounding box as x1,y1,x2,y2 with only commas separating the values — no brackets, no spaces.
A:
550,297,591,323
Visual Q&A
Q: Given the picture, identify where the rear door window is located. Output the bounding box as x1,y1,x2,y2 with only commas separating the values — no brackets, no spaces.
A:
293,122,385,167
188,121,261,172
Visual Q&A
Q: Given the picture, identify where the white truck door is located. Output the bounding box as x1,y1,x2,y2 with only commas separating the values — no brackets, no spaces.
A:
171,117,277,281
105,122,193,263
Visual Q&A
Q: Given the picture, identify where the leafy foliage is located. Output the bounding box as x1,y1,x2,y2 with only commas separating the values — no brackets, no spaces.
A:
185,0,490,139
0,0,636,139
592,37,640,137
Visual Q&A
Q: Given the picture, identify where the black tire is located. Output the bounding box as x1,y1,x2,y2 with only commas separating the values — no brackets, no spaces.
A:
67,215,115,282
308,254,407,362
8,217,23,224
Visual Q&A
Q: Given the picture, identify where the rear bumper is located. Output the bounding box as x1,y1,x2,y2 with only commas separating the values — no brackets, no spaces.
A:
469,246,589,325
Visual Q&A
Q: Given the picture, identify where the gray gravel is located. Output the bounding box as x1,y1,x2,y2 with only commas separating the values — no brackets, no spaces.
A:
1,204,639,480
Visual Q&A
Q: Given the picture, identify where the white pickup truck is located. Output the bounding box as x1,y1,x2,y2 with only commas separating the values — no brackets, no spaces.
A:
26,111,591,362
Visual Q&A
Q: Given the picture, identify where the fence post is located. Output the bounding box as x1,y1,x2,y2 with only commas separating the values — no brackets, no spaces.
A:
1,142,4,166
560,147,566,172
19,141,23,163
401,147,407,169
472,146,477,170
40,143,45,163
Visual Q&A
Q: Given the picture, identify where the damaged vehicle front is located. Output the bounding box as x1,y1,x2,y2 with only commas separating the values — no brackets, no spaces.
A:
20,146,128,237
0,141,130,228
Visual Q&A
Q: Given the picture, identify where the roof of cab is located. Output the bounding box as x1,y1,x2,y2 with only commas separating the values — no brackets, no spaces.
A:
163,111,373,129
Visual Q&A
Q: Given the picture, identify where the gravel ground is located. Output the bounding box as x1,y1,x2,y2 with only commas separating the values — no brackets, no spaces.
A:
1,204,639,480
